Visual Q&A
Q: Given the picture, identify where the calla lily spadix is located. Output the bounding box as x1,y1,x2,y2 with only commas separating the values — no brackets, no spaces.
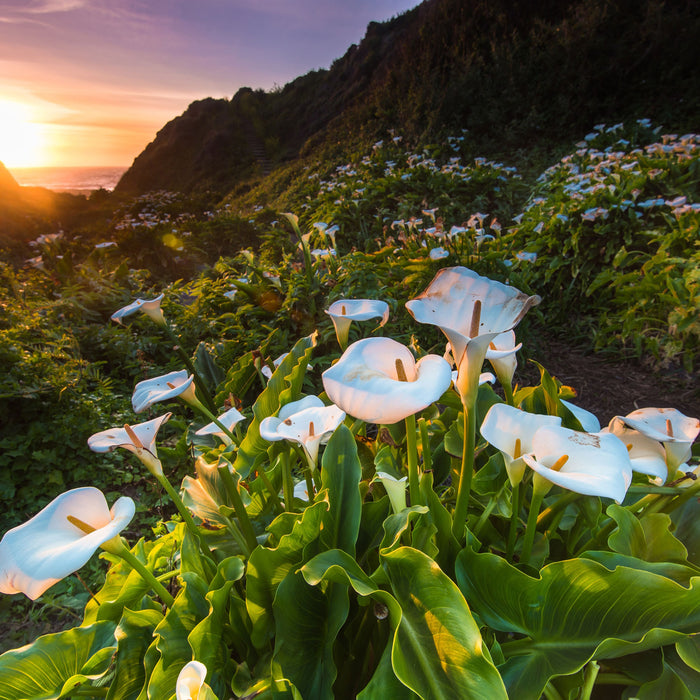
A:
608,408,700,480
195,406,246,444
406,267,539,404
326,299,390,350
0,487,135,600
111,294,166,327
480,403,563,486
259,395,346,465
522,425,633,502
322,337,452,424
132,370,198,413
88,413,171,476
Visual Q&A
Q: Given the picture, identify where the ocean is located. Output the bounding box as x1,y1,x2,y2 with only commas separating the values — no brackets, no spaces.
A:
9,166,128,194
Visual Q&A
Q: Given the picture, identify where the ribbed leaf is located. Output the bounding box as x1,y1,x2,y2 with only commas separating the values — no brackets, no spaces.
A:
0,622,116,700
456,548,700,700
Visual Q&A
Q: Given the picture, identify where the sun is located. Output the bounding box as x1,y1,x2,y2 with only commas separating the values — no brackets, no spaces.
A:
0,101,46,168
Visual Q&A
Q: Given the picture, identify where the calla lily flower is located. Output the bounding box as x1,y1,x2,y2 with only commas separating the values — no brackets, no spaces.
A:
259,395,346,465
486,331,521,395
132,370,198,413
372,471,408,514
326,299,390,350
260,352,313,380
429,247,449,260
88,413,171,476
176,660,213,700
601,426,668,482
406,267,540,404
522,425,633,502
481,403,563,485
195,406,246,444
111,294,166,327
608,408,700,479
322,337,452,424
0,487,135,600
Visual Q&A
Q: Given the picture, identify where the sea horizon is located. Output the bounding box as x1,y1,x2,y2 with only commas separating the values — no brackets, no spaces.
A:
8,165,128,194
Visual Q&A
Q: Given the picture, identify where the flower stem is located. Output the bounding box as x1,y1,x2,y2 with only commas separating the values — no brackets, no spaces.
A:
101,537,175,607
418,418,432,472
580,661,600,700
506,482,521,561
521,491,544,566
155,473,214,559
280,451,294,512
257,464,284,515
452,403,476,539
217,465,258,554
405,413,421,507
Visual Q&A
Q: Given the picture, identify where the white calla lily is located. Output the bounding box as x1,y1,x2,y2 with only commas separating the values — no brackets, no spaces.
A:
372,471,408,514
259,395,346,465
88,413,171,476
480,403,563,485
195,406,246,444
326,299,390,350
176,660,209,700
406,267,539,404
608,408,700,479
322,337,452,424
111,294,166,327
132,370,198,413
601,426,668,482
522,425,633,502
261,352,313,380
0,487,135,600
486,331,521,398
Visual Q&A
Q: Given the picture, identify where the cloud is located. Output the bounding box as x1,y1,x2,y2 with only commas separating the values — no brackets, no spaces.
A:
27,0,88,13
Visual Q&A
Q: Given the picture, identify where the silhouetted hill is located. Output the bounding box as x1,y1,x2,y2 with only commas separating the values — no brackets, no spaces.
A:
0,161,20,194
116,0,700,196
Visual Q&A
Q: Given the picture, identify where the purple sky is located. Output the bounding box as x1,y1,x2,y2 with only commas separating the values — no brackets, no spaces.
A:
0,0,420,167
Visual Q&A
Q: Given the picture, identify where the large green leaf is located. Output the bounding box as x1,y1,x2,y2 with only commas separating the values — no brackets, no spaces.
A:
233,333,317,478
357,638,419,700
272,570,349,699
246,499,327,648
320,424,362,555
382,547,507,700
456,548,700,699
107,608,163,700
0,621,116,700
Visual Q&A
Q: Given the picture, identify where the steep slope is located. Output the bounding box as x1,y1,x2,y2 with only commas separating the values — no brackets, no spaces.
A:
116,0,700,196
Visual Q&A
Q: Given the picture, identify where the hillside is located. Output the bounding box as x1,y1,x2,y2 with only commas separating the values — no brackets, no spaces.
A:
115,0,700,196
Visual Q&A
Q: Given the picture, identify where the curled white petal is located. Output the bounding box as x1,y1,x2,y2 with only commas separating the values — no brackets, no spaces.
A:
176,660,208,700
561,400,601,433
195,407,246,437
132,370,196,413
322,337,452,424
0,487,135,600
88,413,172,456
111,294,165,326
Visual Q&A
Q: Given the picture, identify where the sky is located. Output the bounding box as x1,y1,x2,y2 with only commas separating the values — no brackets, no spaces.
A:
0,0,421,168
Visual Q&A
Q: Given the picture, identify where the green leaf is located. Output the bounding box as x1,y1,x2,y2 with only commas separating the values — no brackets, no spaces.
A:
0,621,116,700
194,341,226,395
382,547,507,700
246,500,327,649
608,504,689,562
456,548,700,700
234,332,317,477
320,424,362,555
272,570,349,699
357,639,419,700
107,608,164,700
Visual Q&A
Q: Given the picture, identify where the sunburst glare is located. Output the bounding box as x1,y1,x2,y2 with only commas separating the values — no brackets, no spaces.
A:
0,101,46,167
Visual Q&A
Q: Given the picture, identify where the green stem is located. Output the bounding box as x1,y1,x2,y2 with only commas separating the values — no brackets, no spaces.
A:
281,451,295,512
103,538,175,607
580,661,600,700
521,491,544,566
155,473,214,560
502,380,514,407
473,480,507,540
452,403,476,539
164,326,218,414
217,465,258,554
257,464,284,515
418,418,432,473
405,413,421,507
542,682,564,700
304,467,316,503
506,482,521,561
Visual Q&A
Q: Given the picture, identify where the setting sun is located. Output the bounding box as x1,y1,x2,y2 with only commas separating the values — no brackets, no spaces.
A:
0,101,46,168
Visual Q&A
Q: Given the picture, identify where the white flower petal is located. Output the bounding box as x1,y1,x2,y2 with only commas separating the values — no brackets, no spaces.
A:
111,294,165,326
89,413,172,455
0,487,135,600
176,660,208,700
195,407,246,436
132,370,195,413
322,337,452,424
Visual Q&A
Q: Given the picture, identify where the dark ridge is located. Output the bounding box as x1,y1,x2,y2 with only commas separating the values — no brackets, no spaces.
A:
115,0,700,196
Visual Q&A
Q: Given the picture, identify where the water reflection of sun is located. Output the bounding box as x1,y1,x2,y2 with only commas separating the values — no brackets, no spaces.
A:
0,101,46,167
